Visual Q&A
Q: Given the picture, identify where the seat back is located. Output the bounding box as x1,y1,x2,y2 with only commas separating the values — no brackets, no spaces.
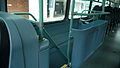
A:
71,20,108,68
0,12,49,68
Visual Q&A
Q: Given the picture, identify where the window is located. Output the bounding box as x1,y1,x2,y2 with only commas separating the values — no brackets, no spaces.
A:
7,0,67,22
91,1,109,11
91,2,102,10
44,0,67,22
7,0,29,18
69,0,90,19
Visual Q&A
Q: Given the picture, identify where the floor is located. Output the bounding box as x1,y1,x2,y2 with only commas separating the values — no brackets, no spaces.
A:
81,24,120,68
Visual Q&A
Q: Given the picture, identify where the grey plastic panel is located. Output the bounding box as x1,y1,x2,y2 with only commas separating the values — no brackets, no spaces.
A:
10,14,40,68
0,13,25,68
39,38,49,68
71,20,108,68
0,12,49,68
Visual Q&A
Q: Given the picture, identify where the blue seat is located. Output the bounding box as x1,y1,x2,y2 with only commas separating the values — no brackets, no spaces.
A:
0,12,49,68
71,20,108,68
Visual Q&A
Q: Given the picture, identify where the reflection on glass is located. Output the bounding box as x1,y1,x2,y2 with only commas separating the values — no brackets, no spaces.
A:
69,0,90,18
46,0,66,22
7,0,67,22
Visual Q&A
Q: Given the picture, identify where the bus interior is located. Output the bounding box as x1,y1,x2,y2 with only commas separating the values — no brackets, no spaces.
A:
0,0,120,68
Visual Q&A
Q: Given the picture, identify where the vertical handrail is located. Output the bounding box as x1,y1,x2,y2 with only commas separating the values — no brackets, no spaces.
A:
39,0,44,40
102,0,106,12
88,1,93,13
64,0,72,20
67,0,75,65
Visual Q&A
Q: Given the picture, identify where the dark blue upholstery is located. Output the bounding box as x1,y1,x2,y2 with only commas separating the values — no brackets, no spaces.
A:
71,20,108,68
0,12,49,68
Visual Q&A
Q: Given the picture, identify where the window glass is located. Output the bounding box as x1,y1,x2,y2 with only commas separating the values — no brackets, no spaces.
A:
7,0,29,18
91,2,102,10
44,0,67,22
69,0,90,19
91,1,109,11
94,0,98,1
99,0,103,2
7,0,67,22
